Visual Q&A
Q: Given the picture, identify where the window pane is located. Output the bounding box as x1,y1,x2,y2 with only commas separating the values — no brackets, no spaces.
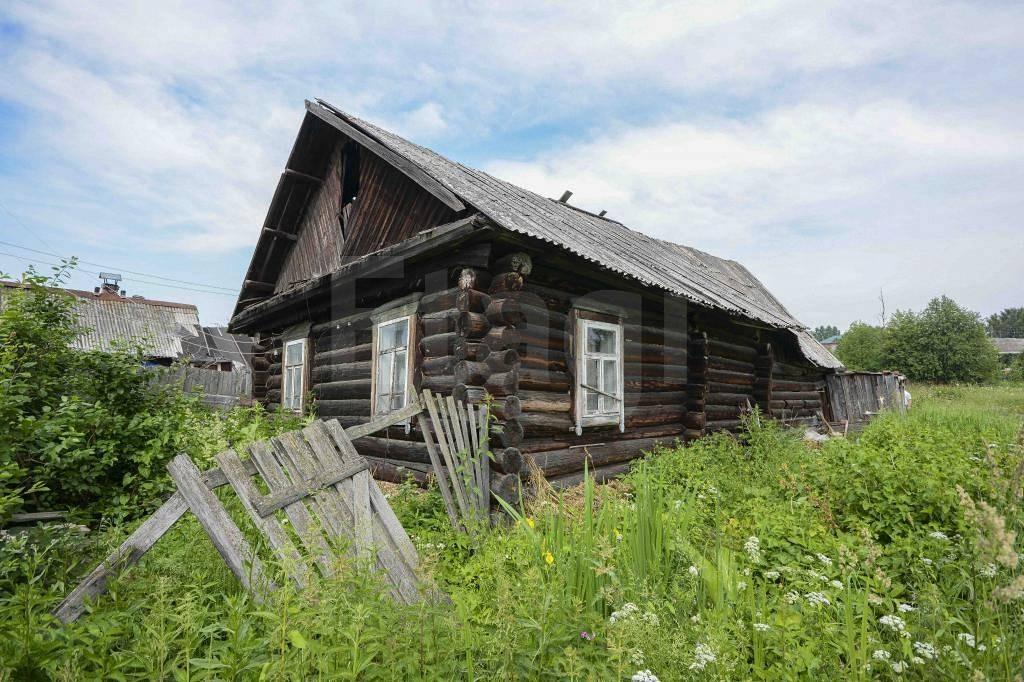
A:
376,351,393,402
379,319,408,351
392,350,407,399
602,359,618,412
586,327,615,354
391,394,404,410
585,389,599,414
585,358,599,386
286,342,303,365
375,392,390,414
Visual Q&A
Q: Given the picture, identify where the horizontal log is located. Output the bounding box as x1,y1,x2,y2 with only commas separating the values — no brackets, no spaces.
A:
267,362,281,375
623,323,688,347
266,374,281,390
490,395,523,421
453,338,487,361
354,436,430,464
251,356,270,371
452,383,487,404
490,472,521,505
519,390,571,413
486,298,525,327
518,424,689,454
519,325,567,352
519,368,570,392
311,362,371,383
707,382,754,396
314,327,371,352
519,412,574,435
624,363,687,379
483,326,521,351
455,360,490,386
518,349,568,373
421,355,456,376
492,419,524,448
365,457,429,487
623,390,687,407
485,369,519,397
683,412,705,429
772,390,823,401
489,271,524,294
706,419,743,431
707,355,756,373
705,404,743,418
418,373,455,395
517,301,569,330
265,389,281,403
421,310,459,336
626,405,686,428
455,288,491,313
312,379,371,400
625,376,686,392
418,287,461,313
313,343,372,366
313,398,371,416
485,348,519,372
457,312,491,339
529,435,684,477
421,332,457,357
549,462,634,490
311,314,371,338
692,338,758,361
624,343,688,365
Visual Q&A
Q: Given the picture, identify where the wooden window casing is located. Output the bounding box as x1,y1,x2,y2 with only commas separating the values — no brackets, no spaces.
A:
282,338,307,412
371,315,414,417
573,314,625,434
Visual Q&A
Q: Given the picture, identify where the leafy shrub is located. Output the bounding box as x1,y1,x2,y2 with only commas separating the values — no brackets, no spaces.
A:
835,321,887,371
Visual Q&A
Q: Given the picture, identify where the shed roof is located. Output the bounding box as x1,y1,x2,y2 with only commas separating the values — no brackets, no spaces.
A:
235,100,844,369
992,337,1024,354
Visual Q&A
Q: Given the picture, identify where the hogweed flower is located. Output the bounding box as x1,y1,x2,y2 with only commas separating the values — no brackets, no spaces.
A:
878,614,908,636
816,553,833,567
689,642,717,671
913,641,937,660
764,570,781,580
744,536,762,563
830,579,844,590
805,592,830,607
891,660,908,674
928,531,949,541
872,649,892,661
753,623,771,632
897,603,916,613
688,565,700,577
631,670,660,682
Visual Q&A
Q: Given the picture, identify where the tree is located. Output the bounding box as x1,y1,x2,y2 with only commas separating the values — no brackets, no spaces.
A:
812,325,840,341
885,296,998,383
834,322,887,371
986,308,1024,338
1008,353,1024,382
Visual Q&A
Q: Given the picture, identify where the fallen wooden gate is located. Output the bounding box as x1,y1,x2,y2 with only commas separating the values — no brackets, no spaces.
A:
55,402,424,623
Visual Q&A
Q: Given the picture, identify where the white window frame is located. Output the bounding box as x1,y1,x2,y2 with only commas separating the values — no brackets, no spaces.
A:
574,317,625,434
371,314,413,418
282,338,307,412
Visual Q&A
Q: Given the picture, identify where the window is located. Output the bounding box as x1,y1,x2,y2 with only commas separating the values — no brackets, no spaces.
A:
373,316,412,416
575,318,624,432
282,338,307,411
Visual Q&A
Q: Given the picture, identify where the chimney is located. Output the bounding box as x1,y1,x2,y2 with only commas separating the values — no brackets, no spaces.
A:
99,272,122,295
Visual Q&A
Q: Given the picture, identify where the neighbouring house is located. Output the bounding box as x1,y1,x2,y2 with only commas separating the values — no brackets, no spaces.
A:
821,334,841,353
1,275,254,405
228,98,848,489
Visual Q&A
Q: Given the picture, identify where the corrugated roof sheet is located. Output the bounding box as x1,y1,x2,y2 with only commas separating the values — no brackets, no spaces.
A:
315,100,842,369
992,338,1024,354
67,291,201,359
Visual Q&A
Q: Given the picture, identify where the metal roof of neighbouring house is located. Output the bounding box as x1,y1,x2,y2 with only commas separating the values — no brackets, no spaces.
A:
236,99,845,369
181,326,255,368
1,281,202,360
992,338,1024,354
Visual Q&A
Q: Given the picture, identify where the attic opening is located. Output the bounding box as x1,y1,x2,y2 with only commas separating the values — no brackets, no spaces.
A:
336,141,361,239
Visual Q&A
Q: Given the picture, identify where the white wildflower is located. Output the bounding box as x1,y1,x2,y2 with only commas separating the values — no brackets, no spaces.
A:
913,641,937,660
805,592,831,607
688,565,700,577
630,650,646,666
744,536,762,563
872,649,891,661
830,580,844,590
897,603,916,613
928,531,949,541
816,553,833,567
980,563,998,578
642,611,660,626
690,614,701,624
957,633,976,648
806,570,827,582
610,603,639,624
912,656,925,665
689,642,717,671
753,623,771,632
920,557,933,566
764,570,781,580
737,581,748,592
784,591,800,604
878,614,907,635
631,671,659,682
867,593,885,606
891,660,908,674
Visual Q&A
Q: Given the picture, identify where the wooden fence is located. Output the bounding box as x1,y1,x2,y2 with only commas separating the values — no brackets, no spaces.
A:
158,365,252,408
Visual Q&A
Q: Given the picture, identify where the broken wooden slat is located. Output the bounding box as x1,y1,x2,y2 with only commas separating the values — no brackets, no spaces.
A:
252,461,369,518
167,454,272,597
250,441,335,576
216,449,308,589
423,390,471,517
342,401,422,440
478,405,491,516
416,412,461,531
275,433,348,542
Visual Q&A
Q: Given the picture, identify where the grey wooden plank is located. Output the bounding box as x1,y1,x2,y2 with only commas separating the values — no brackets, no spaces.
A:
216,449,308,589
341,401,422,440
302,422,371,560
253,461,369,517
423,390,471,517
478,405,491,518
250,441,335,576
167,454,271,598
53,492,188,623
275,433,349,542
416,412,462,531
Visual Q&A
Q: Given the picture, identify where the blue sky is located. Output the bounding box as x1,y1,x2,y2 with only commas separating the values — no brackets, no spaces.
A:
1,1,1022,328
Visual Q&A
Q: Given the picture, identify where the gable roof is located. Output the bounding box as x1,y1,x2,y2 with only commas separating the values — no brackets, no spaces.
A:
992,337,1024,354
1,281,201,360
234,100,843,369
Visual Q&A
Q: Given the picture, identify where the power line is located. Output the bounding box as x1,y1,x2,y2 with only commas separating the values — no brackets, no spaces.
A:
0,199,65,259
0,238,239,292
0,251,237,297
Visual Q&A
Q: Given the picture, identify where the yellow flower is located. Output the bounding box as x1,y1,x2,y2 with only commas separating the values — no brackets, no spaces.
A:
526,517,535,529
544,551,554,565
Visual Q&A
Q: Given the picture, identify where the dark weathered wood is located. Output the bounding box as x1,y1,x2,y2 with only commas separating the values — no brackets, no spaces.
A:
421,310,460,336
453,337,487,361
485,298,525,326
454,360,490,386
452,383,487,404
519,390,571,413
418,374,455,395
519,368,570,392
315,398,371,416
167,454,271,597
485,348,519,372
489,271,524,293
354,436,430,464
549,461,634,489
421,355,456,376
485,369,519,396
311,362,372,383
492,447,524,475
490,394,522,420
519,412,574,435
493,418,524,448
483,325,521,351
313,343,372,366
528,435,680,477
421,332,457,357
457,312,490,338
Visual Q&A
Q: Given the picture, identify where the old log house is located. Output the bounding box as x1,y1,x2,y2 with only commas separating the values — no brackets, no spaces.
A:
229,99,844,493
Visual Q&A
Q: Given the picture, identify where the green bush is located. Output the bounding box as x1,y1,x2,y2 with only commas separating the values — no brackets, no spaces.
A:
835,322,887,371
